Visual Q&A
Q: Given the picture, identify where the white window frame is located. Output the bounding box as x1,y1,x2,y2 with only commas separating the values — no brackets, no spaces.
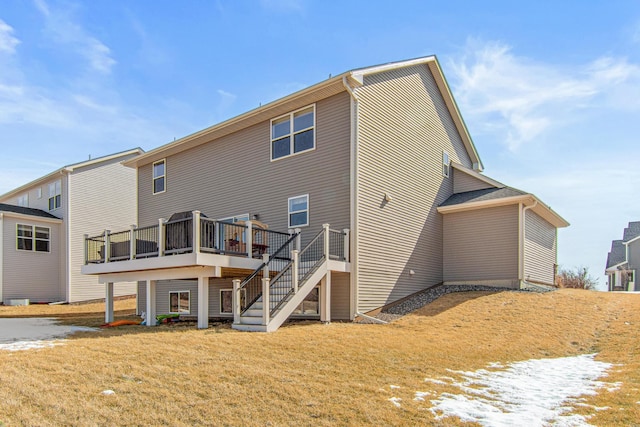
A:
168,290,190,314
16,224,50,253
48,180,61,211
17,194,28,207
220,288,245,314
270,104,316,161
153,159,166,195
288,194,309,228
442,151,450,178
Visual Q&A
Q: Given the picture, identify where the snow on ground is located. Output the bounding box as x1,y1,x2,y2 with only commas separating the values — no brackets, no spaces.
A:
0,318,96,351
424,354,615,427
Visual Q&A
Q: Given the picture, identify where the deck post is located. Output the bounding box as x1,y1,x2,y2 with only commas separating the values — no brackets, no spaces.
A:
146,279,157,326
320,271,331,323
232,279,241,324
343,228,350,262
104,230,111,263
197,275,208,329
292,250,299,293
130,225,136,260
246,220,253,258
105,282,114,323
192,211,201,255
262,277,270,326
158,218,166,257
295,228,302,251
262,253,270,278
83,233,88,265
322,223,330,260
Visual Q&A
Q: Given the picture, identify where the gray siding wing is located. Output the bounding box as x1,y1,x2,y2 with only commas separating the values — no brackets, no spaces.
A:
524,210,557,285
355,64,473,312
453,169,496,193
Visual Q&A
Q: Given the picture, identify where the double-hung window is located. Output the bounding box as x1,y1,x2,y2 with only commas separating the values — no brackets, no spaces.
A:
442,151,450,178
288,194,309,228
169,291,190,314
271,105,315,160
48,180,61,211
153,160,166,194
17,224,50,252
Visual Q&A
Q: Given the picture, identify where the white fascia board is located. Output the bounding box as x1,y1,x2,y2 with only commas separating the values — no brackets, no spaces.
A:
606,262,628,272
623,234,640,245
65,148,144,172
451,163,505,188
350,56,437,80
0,211,63,224
438,194,569,228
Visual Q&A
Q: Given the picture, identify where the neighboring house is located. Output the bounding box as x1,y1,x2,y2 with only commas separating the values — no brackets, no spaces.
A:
605,221,640,291
81,56,568,332
0,149,142,304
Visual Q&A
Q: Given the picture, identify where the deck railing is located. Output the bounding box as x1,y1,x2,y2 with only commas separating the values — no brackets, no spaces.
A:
83,211,317,265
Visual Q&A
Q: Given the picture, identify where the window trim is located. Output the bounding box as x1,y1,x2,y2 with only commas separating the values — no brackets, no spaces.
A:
288,194,309,228
48,180,61,211
16,224,50,253
153,159,166,195
270,104,316,161
168,290,190,314
220,288,245,314
442,151,450,178
218,214,249,223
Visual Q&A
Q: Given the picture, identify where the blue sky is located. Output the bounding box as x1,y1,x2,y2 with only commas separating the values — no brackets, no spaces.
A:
1,0,639,288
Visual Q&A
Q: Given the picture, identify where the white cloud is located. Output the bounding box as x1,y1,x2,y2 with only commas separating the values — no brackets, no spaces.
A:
34,0,117,74
0,19,20,54
448,39,640,150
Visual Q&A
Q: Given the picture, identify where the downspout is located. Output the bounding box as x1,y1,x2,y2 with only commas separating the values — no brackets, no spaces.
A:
62,169,70,303
343,76,359,320
519,199,538,288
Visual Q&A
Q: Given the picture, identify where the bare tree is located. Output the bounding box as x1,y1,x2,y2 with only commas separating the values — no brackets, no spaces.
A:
556,266,598,290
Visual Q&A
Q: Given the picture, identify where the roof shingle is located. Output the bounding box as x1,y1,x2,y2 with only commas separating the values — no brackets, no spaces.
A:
0,203,59,220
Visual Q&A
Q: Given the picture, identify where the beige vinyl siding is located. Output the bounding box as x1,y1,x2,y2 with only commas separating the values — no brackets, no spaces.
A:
443,205,519,283
453,169,495,193
67,156,138,302
154,279,198,315
2,217,63,302
523,210,557,285
209,278,234,317
355,64,473,312
629,240,640,270
137,92,351,246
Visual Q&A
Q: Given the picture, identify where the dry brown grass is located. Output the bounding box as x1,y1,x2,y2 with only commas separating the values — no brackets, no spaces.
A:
0,289,639,426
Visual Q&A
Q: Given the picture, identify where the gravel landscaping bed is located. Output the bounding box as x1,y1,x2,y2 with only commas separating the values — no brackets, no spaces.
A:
368,284,554,323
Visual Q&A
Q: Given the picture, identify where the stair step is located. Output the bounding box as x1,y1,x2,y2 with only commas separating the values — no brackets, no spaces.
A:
243,308,262,317
233,323,268,332
239,315,263,325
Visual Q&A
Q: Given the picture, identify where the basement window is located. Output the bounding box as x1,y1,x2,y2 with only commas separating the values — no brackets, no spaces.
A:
220,289,246,314
169,291,190,314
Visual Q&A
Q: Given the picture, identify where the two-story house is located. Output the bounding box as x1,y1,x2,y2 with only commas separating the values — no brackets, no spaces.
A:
605,221,640,291
81,56,568,331
0,148,142,304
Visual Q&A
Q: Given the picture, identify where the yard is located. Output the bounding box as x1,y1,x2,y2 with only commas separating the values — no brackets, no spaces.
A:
1,289,639,426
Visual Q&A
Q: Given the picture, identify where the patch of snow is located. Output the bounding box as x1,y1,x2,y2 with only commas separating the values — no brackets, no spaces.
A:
0,339,64,351
428,354,615,426
424,378,449,385
414,391,430,401
101,390,115,395
488,362,504,369
605,382,622,392
390,385,401,389
388,397,402,408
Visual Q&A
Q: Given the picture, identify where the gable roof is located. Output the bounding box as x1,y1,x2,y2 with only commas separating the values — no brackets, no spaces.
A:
0,148,143,201
606,240,627,269
623,221,640,243
438,186,569,228
123,56,483,171
0,203,60,220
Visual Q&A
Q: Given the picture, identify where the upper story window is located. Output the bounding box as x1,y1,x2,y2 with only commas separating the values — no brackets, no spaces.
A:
271,105,315,161
37,187,42,199
288,194,309,228
442,151,450,178
48,180,61,211
17,194,28,207
153,159,166,194
17,224,50,252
